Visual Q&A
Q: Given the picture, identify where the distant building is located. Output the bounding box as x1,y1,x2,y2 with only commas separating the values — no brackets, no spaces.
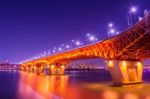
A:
0,61,20,71
0,60,9,64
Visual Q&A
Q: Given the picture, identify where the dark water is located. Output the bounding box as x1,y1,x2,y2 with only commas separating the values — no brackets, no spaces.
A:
0,70,150,99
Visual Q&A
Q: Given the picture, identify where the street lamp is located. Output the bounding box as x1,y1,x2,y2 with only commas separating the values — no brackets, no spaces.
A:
48,50,51,55
61,44,64,47
128,6,137,27
71,40,75,42
108,23,119,37
130,7,137,13
110,29,115,34
89,35,98,42
75,41,80,46
66,45,70,49
89,36,95,41
86,33,98,43
108,23,113,37
58,47,62,51
116,31,119,35
108,23,113,27
52,50,56,53
86,33,90,37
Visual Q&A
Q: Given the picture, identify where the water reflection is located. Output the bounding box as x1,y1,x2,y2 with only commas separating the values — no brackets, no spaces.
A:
18,72,69,99
15,71,150,99
1,71,150,99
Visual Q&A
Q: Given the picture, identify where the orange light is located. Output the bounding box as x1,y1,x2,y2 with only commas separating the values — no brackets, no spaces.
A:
122,61,127,72
108,60,114,67
47,65,49,68
137,62,142,67
34,66,36,69
51,65,54,69
61,65,64,68
122,61,126,66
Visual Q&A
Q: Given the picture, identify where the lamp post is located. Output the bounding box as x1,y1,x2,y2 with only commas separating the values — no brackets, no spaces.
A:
108,23,113,37
86,33,98,43
128,6,137,27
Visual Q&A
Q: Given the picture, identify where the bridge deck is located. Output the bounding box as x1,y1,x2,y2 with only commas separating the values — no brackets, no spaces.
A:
23,12,150,65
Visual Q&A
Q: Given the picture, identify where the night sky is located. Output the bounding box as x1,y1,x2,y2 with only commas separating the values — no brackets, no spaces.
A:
0,0,150,63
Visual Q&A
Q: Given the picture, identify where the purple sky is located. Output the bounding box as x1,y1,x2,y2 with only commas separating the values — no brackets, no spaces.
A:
0,0,150,63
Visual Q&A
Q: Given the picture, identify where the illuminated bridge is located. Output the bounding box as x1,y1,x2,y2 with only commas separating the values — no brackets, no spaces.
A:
21,12,150,86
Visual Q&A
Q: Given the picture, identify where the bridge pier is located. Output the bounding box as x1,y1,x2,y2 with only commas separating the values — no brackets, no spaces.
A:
50,65,65,75
35,66,44,74
106,59,143,86
31,66,36,73
20,66,24,71
27,66,32,73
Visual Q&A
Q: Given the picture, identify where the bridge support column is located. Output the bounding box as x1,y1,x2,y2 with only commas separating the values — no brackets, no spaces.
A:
25,67,28,72
20,66,24,71
23,67,26,71
106,59,143,86
27,66,32,73
32,66,36,73
43,64,50,75
35,66,44,74
50,65,65,75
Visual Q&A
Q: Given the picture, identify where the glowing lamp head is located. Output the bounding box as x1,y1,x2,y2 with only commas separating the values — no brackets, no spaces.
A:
130,7,137,13
66,45,70,49
86,33,90,37
58,47,62,51
75,41,80,46
110,29,115,34
52,50,56,53
89,36,95,41
116,31,119,34
61,44,64,46
71,40,74,42
108,23,113,27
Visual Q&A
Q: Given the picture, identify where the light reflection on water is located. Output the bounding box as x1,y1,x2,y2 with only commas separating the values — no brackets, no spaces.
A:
0,71,150,99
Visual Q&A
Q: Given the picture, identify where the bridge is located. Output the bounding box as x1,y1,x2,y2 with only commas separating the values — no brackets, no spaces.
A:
21,12,150,86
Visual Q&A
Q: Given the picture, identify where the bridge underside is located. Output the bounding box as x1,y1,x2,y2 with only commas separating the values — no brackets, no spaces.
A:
117,30,150,60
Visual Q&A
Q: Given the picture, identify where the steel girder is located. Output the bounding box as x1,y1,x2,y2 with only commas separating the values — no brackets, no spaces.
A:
23,12,150,66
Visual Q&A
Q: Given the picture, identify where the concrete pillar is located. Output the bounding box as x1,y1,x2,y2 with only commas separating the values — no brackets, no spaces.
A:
20,66,24,71
106,59,143,86
43,64,50,75
25,66,28,72
23,67,26,71
35,66,44,74
31,65,36,73
59,65,65,74
28,66,31,73
50,65,65,75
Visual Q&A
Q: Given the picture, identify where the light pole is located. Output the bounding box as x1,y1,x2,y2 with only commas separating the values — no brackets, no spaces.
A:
66,45,70,49
108,23,113,37
128,6,137,27
86,33,98,43
107,23,119,37
75,41,80,46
